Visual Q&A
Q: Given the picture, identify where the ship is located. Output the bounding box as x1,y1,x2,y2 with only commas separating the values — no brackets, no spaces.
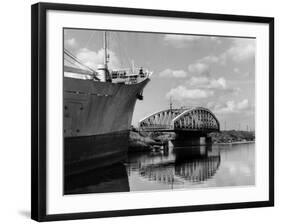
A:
64,32,151,176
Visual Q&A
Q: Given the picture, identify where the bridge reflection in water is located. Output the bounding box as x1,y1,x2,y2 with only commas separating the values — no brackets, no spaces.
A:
65,142,254,194
127,144,221,188
65,143,220,194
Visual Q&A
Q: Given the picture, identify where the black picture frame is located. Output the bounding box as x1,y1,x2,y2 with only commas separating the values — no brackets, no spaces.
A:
31,2,274,222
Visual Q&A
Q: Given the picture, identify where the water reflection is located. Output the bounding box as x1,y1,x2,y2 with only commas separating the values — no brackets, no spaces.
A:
127,144,220,187
127,142,255,191
64,142,255,194
174,147,221,183
64,162,129,194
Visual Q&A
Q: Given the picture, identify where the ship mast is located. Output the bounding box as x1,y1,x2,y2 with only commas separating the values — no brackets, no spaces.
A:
104,31,108,68
102,31,111,82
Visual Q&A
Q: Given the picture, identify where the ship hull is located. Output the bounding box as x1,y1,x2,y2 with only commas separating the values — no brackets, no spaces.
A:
63,77,149,175
64,130,129,176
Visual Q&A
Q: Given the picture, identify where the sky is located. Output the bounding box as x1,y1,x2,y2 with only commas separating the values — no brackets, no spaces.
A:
64,29,255,131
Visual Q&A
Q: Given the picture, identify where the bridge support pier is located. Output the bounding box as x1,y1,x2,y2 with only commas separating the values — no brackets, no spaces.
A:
206,136,212,144
172,132,212,146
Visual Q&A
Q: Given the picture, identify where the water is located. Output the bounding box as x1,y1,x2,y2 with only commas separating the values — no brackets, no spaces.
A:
65,142,255,194
127,142,255,191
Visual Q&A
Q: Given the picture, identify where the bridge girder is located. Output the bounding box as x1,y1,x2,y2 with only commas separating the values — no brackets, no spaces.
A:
139,107,220,132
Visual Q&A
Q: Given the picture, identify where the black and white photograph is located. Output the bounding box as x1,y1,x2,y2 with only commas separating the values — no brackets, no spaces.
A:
0,0,278,223
29,2,274,222
63,29,256,195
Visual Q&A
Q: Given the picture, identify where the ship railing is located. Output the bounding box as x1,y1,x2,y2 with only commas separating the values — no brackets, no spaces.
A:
111,68,151,79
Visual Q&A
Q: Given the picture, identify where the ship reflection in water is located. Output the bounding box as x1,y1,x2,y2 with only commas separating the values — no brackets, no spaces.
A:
65,142,255,194
65,162,130,194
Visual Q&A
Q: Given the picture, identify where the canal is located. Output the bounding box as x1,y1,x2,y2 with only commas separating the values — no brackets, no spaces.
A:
65,142,255,194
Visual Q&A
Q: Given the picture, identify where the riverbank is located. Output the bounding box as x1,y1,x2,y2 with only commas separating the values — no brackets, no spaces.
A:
128,129,175,152
208,130,255,144
128,131,158,152
128,129,255,152
216,140,255,145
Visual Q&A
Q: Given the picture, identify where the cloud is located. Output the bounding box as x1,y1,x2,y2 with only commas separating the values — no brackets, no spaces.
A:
210,36,221,43
209,99,250,114
159,69,188,78
221,39,255,62
199,55,219,64
237,99,249,110
164,74,237,104
76,48,120,70
234,68,240,73
65,38,77,48
217,101,236,113
191,38,255,67
166,86,214,100
209,77,227,89
189,76,226,89
164,35,202,42
233,68,251,78
188,62,209,74
189,76,209,86
186,75,240,97
163,34,221,48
